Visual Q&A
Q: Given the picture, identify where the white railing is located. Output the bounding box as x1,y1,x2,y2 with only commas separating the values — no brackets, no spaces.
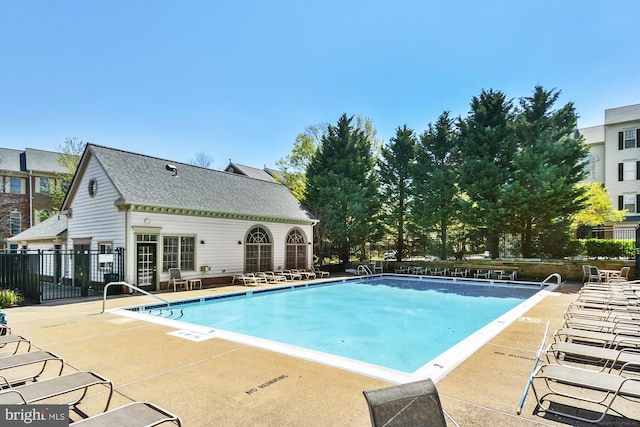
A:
541,273,562,287
101,281,170,313
357,264,373,276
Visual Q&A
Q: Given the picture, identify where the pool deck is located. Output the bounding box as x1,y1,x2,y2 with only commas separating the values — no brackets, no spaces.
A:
3,277,640,426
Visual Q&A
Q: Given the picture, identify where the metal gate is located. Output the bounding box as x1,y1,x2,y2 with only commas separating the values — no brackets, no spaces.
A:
0,248,125,303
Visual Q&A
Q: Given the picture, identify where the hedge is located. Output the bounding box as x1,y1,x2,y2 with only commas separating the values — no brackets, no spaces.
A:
568,239,636,259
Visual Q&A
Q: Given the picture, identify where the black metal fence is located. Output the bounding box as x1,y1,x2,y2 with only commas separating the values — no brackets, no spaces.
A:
0,248,125,303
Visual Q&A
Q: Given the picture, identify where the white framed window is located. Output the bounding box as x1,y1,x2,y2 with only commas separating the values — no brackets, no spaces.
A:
36,177,51,194
245,226,272,272
162,235,195,272
621,194,636,213
6,177,25,194
285,229,308,270
9,211,21,235
624,129,636,149
623,160,636,181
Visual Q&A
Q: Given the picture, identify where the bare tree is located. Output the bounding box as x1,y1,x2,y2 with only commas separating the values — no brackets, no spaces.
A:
190,152,213,168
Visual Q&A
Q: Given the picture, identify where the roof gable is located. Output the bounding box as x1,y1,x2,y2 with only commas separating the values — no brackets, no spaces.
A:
68,144,316,224
225,162,277,182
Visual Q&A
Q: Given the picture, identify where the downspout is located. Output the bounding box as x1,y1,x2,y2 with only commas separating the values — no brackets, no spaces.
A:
29,170,33,227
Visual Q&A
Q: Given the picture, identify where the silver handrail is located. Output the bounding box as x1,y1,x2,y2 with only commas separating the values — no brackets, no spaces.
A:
102,281,170,313
357,264,373,276
540,273,562,287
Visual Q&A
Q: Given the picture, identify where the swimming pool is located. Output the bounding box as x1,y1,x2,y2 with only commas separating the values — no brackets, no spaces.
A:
117,275,555,383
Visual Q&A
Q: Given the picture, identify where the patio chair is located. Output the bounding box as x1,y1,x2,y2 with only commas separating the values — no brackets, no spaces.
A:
168,268,188,291
581,264,592,283
265,271,287,283
531,362,640,423
473,269,491,279
496,270,516,280
314,267,330,278
0,350,64,386
0,370,113,412
563,316,640,334
587,266,605,283
450,267,468,277
431,267,448,276
553,327,640,349
231,273,259,286
362,378,447,427
283,270,302,280
253,272,269,284
299,269,317,279
545,341,640,373
0,334,31,355
70,401,182,426
610,266,631,282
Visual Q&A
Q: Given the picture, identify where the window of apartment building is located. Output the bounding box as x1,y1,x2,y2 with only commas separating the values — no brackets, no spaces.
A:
9,211,21,235
618,194,640,213
3,177,26,194
618,160,640,181
619,129,640,150
162,235,195,272
36,177,51,194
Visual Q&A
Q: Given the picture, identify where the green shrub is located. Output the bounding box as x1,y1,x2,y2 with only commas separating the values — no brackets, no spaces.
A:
0,289,24,308
571,239,636,259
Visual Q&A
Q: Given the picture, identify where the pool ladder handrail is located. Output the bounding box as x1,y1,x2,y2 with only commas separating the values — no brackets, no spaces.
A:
540,273,562,287
102,281,170,313
357,264,373,276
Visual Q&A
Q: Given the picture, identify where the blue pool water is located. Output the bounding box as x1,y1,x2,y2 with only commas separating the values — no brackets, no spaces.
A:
137,276,540,374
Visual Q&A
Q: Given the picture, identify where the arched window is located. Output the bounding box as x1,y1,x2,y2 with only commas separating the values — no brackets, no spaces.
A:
285,229,307,269
245,227,272,272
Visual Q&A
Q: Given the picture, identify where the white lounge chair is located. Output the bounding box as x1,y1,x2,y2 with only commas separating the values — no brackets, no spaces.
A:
314,267,330,278
231,273,259,286
450,268,468,277
265,271,287,283
473,269,491,279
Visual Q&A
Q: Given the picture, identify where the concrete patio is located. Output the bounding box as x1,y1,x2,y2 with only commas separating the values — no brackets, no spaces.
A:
2,279,640,426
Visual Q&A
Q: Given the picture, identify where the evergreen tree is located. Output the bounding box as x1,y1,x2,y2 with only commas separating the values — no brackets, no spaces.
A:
458,89,516,259
413,112,461,260
305,114,381,264
378,125,417,261
508,86,589,257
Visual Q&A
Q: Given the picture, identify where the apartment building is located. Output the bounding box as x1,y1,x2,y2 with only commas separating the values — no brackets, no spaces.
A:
579,103,640,239
0,147,67,249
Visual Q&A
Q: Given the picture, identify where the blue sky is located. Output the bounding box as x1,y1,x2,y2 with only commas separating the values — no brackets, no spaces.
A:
1,1,639,170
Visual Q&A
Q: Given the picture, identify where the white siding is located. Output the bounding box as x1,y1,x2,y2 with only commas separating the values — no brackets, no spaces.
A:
66,156,126,249
129,211,313,282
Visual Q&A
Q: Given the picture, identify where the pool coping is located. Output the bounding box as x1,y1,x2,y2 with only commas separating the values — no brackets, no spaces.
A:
108,274,558,384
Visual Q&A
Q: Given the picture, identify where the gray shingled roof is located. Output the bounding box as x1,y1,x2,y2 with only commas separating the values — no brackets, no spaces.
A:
24,148,69,173
0,147,69,173
0,148,25,172
7,214,67,241
87,144,317,223
225,162,277,182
